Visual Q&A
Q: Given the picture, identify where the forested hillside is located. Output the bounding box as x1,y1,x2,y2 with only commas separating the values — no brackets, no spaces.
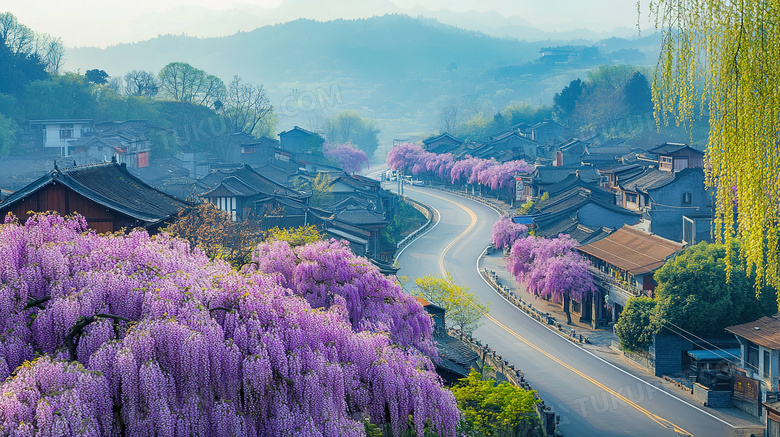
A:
66,15,660,140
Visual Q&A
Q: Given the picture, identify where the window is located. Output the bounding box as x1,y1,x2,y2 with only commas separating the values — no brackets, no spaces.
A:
59,124,73,139
626,193,638,204
747,342,759,373
660,156,673,170
241,145,255,154
682,192,692,205
673,157,689,172
765,350,772,378
211,196,237,221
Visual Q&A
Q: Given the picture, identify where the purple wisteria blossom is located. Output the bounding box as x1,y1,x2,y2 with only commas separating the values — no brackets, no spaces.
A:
386,142,424,171
507,234,595,324
491,216,528,249
249,238,437,356
450,156,481,184
385,144,532,200
480,160,534,191
469,158,498,185
324,142,369,174
0,213,459,436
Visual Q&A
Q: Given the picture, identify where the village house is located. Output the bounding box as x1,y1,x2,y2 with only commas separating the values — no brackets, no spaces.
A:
519,119,570,146
422,133,464,154
210,131,279,166
22,119,93,156
608,143,711,243
278,126,325,153
551,138,589,167
0,161,189,233
576,225,684,327
481,130,539,163
198,163,308,221
67,120,162,169
326,205,390,260
528,184,640,244
519,165,597,201
726,315,780,421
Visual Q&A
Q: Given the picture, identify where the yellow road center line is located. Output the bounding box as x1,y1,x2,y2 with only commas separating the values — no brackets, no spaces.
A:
409,187,693,437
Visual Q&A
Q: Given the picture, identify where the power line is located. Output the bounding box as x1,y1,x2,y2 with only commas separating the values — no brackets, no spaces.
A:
657,320,742,368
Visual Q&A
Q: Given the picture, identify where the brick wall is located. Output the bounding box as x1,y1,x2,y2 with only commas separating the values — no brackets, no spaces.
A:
693,383,732,407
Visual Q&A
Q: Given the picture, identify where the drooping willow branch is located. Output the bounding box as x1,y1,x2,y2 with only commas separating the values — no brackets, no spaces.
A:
64,314,131,361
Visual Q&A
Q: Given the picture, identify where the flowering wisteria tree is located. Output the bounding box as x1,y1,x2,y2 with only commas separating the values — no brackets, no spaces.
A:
468,158,497,187
249,238,437,356
480,160,534,191
0,213,459,436
491,216,528,250
386,142,424,172
507,234,596,324
424,153,454,180
450,156,481,186
385,144,531,199
324,142,370,174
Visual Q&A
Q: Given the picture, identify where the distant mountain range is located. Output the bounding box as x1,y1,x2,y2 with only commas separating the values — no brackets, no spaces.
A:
66,14,660,144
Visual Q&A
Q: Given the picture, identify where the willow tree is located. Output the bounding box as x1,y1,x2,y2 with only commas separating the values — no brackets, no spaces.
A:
651,0,780,298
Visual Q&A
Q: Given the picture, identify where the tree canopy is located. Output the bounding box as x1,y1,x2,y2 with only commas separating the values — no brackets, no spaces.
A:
614,297,657,352
615,241,777,351
507,234,596,324
414,273,488,334
451,370,539,437
221,75,275,137
0,214,458,436
158,61,225,109
322,110,380,158
163,202,265,268
652,241,776,337
491,216,527,250
651,0,780,296
85,69,108,85
324,142,369,174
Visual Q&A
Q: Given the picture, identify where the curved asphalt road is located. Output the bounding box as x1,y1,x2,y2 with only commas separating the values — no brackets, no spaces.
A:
395,186,740,437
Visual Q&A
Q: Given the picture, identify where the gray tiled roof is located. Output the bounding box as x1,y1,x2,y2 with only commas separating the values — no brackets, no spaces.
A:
199,164,302,198
648,142,702,156
333,206,387,226
619,168,675,192
0,162,189,224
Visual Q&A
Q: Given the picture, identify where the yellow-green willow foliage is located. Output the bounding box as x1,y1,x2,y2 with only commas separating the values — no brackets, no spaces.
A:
650,0,780,299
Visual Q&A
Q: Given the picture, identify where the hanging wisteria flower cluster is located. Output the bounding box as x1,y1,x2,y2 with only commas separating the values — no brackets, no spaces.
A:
248,239,438,357
490,216,528,250
323,142,369,174
386,143,533,191
0,213,458,437
506,233,596,302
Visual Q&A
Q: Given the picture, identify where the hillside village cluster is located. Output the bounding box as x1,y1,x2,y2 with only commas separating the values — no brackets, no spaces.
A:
0,116,714,326
0,117,735,319
1,115,778,427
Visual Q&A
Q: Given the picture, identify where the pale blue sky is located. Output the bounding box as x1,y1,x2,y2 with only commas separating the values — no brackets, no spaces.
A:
1,0,651,48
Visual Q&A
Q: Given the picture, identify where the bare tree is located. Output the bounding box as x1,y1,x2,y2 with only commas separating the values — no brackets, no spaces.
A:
124,70,159,97
40,36,64,74
0,13,63,73
0,13,33,55
222,75,274,136
438,103,461,135
107,77,123,94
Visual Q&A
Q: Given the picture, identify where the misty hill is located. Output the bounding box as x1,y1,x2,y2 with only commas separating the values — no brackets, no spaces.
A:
66,14,660,142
